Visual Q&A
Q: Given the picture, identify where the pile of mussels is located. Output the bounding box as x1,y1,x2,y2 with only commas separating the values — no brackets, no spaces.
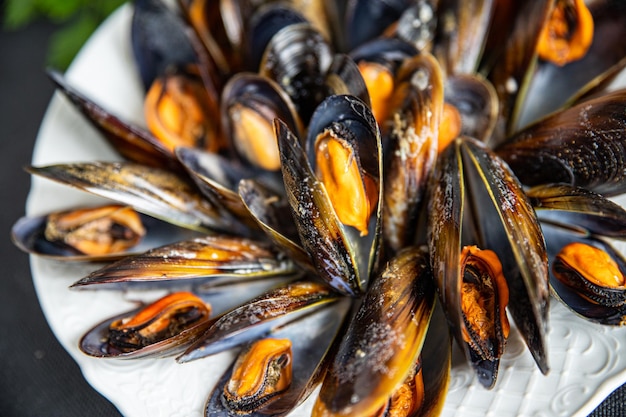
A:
12,0,626,415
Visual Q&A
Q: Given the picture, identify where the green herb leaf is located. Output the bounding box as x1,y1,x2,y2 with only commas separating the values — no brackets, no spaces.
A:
39,0,84,21
3,0,39,29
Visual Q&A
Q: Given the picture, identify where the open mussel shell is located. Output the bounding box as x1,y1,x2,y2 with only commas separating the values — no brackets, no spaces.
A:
312,246,442,416
71,235,298,290
527,183,626,238
47,70,181,172
349,37,419,125
238,179,314,273
80,291,212,359
429,136,550,383
382,51,443,254
343,0,412,51
496,89,626,196
175,146,283,236
541,222,626,325
177,281,343,363
220,72,304,171
485,0,553,144
444,74,498,144
432,0,496,76
277,94,382,296
518,0,626,129
258,22,333,124
79,281,289,359
26,161,227,233
11,208,199,261
143,65,225,155
204,297,351,416
245,3,309,70
131,0,198,90
323,54,371,106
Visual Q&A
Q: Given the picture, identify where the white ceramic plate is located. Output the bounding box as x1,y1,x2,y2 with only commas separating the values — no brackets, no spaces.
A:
27,4,626,417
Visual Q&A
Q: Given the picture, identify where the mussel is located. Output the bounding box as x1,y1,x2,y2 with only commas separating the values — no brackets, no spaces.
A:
277,94,382,296
381,51,444,254
220,73,303,171
222,338,293,413
144,67,224,154
429,136,549,386
26,161,227,233
71,235,297,290
313,246,449,416
528,183,626,325
542,222,626,326
203,290,351,416
80,291,212,358
553,242,625,307
41,205,145,255
13,205,143,258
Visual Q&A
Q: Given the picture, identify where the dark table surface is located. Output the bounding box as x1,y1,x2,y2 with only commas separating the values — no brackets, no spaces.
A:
1,17,625,417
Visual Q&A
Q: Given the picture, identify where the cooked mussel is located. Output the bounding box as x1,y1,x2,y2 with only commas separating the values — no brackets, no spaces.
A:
222,338,293,413
312,246,442,416
80,291,212,357
459,245,510,384
276,94,382,296
496,89,626,196
108,291,210,353
553,242,625,306
13,205,144,259
382,51,443,254
144,67,224,154
548,235,626,326
350,37,419,125
540,215,626,327
26,161,226,233
71,235,297,290
12,207,199,261
220,73,303,171
43,205,145,255
429,136,550,385
204,293,350,416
